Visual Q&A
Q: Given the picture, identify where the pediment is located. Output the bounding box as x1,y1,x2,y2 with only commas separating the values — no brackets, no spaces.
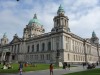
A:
10,37,22,44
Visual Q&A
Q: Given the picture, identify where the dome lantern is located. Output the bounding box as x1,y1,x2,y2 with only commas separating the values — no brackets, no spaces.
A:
28,14,42,26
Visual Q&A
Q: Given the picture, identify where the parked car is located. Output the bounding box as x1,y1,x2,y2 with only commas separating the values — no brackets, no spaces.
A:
87,63,96,69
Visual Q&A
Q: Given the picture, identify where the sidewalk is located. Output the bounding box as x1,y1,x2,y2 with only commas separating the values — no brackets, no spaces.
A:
1,65,100,75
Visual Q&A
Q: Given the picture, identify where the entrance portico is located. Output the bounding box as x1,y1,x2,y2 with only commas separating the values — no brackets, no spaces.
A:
1,49,11,62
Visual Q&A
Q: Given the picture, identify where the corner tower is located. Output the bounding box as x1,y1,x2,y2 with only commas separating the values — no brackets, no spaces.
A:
23,14,45,40
1,33,9,45
90,31,99,44
51,5,70,32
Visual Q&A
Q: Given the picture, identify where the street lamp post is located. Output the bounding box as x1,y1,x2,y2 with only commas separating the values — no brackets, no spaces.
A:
56,49,60,67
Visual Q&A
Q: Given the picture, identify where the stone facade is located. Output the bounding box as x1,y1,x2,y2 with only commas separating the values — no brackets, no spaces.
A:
0,5,100,66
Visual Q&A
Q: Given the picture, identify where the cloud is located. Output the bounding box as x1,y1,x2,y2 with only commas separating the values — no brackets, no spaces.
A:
69,6,100,38
73,0,98,7
62,0,99,18
0,9,24,40
0,0,100,42
23,0,33,4
0,0,48,41
0,0,18,9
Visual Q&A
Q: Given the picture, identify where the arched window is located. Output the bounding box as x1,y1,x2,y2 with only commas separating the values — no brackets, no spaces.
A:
12,55,15,60
32,45,34,52
68,54,70,60
76,55,78,61
37,44,39,52
74,55,75,61
27,45,30,53
42,43,45,51
48,42,51,51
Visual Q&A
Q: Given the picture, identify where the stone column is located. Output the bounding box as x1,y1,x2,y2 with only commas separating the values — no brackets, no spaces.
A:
16,45,18,53
19,43,21,53
83,40,87,63
52,38,55,50
97,44,100,64
60,18,62,26
61,35,64,50
38,42,40,52
59,36,62,50
62,18,64,26
2,52,6,61
1,53,4,62
70,38,73,52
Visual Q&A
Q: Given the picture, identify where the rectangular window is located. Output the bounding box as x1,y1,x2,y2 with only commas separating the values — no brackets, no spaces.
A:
27,46,30,53
46,54,50,60
37,44,39,52
41,54,44,60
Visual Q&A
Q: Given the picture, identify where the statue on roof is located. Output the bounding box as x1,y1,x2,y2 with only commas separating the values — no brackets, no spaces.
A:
3,32,7,38
33,13,37,19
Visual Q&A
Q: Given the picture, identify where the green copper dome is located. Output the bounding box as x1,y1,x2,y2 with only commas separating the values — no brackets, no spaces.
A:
57,4,65,14
28,14,42,25
92,31,96,37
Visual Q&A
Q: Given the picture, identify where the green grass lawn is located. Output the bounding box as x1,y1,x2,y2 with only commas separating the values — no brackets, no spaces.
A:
0,63,59,73
64,68,100,75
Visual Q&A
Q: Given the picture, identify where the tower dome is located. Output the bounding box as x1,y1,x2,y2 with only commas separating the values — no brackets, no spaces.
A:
92,31,96,38
57,4,65,15
1,33,9,45
91,31,99,44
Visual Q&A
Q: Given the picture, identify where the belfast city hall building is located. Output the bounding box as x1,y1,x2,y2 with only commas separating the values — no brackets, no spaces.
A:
0,5,100,66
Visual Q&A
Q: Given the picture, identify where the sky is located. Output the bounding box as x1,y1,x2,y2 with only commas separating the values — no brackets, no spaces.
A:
0,0,100,41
